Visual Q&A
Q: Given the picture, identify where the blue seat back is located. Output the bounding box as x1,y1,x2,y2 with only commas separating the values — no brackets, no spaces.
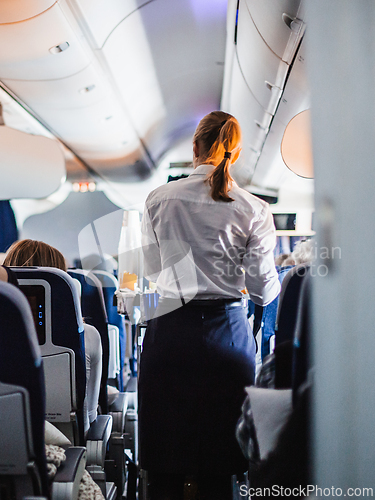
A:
274,264,310,389
91,270,126,391
292,273,311,404
0,281,49,496
260,265,294,359
68,269,109,413
11,267,86,444
276,264,310,345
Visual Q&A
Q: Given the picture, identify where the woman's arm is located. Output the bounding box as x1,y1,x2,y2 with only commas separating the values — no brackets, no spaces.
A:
243,205,281,306
141,204,162,282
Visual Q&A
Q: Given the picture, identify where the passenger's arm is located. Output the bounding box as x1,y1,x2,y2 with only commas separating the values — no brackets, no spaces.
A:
83,324,102,426
243,205,280,306
141,204,162,282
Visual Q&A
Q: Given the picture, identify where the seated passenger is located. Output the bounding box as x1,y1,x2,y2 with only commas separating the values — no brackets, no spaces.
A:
275,252,295,268
3,239,102,434
292,239,314,265
259,240,313,363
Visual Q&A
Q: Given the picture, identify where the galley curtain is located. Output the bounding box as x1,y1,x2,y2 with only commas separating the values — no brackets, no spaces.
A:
0,200,18,253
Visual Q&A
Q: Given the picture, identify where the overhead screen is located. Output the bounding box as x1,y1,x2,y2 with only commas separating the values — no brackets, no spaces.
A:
273,213,297,231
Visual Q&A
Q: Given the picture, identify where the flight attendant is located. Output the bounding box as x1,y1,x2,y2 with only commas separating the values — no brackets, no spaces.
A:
139,111,280,499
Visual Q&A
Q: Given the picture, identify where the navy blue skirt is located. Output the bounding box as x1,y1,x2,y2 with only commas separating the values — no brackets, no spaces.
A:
138,300,255,475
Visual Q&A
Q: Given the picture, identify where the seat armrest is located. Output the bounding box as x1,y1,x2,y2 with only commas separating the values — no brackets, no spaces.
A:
125,376,137,411
108,392,128,433
86,414,113,441
108,392,127,414
125,376,137,393
86,415,112,467
52,447,86,500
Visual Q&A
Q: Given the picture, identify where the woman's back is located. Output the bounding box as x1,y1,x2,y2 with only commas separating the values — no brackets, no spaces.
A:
142,164,279,304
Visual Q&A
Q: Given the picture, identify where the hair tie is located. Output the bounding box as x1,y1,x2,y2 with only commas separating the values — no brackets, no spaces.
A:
224,151,232,159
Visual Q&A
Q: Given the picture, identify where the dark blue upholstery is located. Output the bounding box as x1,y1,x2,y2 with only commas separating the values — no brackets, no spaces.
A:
92,270,126,391
260,265,294,359
68,270,109,414
274,264,310,389
11,267,86,445
0,281,49,496
0,200,18,253
292,274,311,405
275,264,310,346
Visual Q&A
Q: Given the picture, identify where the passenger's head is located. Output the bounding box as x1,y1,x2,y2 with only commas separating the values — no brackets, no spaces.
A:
275,253,295,267
193,111,242,202
292,239,314,265
4,239,67,271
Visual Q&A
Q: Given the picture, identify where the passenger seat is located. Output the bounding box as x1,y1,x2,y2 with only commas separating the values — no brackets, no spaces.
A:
0,280,86,500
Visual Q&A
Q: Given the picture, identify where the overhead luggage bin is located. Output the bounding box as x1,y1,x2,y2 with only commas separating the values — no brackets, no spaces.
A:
245,0,305,63
0,3,89,81
2,65,110,110
226,56,272,183
251,40,309,188
69,0,152,50
0,126,66,200
237,0,289,114
0,0,55,24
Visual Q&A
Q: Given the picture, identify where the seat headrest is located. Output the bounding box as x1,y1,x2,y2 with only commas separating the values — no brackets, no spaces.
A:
11,267,84,334
0,281,42,367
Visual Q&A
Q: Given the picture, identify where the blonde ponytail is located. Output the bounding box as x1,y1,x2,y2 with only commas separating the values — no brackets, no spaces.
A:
207,153,234,202
193,112,241,202
193,111,241,202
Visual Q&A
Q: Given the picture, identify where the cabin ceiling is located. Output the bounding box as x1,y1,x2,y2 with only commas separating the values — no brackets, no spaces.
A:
0,0,311,196
0,0,227,183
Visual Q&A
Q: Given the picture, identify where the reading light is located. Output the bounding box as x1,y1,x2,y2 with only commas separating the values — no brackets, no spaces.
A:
49,42,70,54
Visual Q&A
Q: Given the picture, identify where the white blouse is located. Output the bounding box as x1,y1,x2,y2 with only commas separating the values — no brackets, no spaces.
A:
141,164,280,306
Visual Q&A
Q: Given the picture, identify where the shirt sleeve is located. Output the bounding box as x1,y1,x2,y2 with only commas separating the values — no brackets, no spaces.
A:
141,202,162,282
243,204,281,306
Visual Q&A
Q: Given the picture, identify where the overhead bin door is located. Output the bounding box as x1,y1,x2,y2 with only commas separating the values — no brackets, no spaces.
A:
0,4,89,80
245,0,304,63
236,0,288,114
0,0,55,24
252,41,310,189
228,56,272,184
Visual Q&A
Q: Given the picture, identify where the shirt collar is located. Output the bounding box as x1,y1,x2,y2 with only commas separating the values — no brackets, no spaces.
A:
189,164,239,187
190,164,215,176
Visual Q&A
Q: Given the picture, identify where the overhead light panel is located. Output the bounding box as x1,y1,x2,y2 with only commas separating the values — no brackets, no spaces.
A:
49,41,70,54
73,182,96,192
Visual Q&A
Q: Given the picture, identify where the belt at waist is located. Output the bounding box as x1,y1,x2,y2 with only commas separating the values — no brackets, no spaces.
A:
181,298,244,308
